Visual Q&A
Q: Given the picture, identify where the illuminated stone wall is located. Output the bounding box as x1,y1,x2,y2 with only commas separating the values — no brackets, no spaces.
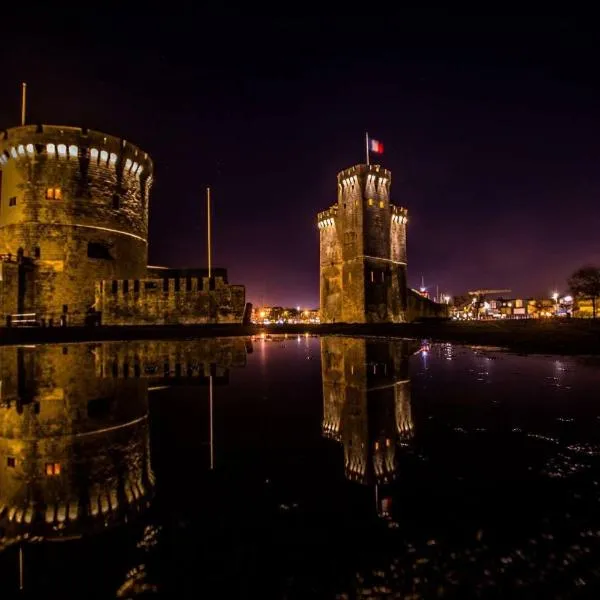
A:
0,344,152,541
320,337,414,485
0,125,153,324
317,164,408,323
95,275,246,325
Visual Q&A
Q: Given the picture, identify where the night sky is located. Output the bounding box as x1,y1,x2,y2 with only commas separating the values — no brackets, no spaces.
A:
2,11,600,307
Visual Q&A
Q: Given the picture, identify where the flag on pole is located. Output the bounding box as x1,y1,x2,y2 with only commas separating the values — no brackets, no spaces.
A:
369,138,384,154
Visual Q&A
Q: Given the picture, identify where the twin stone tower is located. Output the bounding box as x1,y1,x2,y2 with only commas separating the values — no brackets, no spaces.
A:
318,163,409,323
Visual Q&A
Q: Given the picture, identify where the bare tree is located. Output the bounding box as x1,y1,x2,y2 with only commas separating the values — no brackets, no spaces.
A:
568,266,600,318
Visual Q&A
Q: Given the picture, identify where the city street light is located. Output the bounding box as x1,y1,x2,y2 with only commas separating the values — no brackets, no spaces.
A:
552,291,559,315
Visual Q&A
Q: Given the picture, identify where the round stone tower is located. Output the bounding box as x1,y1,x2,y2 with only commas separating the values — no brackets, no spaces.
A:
0,125,153,324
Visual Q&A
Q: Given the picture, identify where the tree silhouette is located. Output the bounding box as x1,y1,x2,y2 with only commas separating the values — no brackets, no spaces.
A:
568,266,600,318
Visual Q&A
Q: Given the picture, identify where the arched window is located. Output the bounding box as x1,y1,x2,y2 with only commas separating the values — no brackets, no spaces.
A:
68,145,78,158
46,143,56,155
57,144,67,157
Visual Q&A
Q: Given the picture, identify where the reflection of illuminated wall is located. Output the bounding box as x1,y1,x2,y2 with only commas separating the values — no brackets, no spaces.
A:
321,338,413,485
0,344,153,544
95,339,249,382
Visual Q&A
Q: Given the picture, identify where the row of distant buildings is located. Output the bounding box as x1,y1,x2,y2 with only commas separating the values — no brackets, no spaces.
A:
251,306,320,325
450,294,595,320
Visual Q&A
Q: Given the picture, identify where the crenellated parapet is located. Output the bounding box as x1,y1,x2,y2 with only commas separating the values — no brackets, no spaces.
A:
317,206,337,229
95,273,246,325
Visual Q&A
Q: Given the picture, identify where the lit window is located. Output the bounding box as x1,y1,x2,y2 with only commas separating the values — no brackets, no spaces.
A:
17,145,25,156
45,462,61,476
379,200,384,208
26,143,35,155
137,167,143,177
0,155,7,165
100,150,108,165
7,457,16,468
10,147,17,158
109,152,117,166
57,144,67,157
46,188,62,200
125,158,133,172
46,143,56,155
131,161,139,174
68,145,78,158
90,148,99,162
371,270,374,282
368,198,374,206
9,196,17,207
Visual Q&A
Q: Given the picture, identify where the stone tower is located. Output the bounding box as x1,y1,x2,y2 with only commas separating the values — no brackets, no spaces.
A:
318,164,408,323
0,125,153,324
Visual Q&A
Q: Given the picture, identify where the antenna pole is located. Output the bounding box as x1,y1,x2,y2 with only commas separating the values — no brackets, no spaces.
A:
21,83,27,126
365,131,370,166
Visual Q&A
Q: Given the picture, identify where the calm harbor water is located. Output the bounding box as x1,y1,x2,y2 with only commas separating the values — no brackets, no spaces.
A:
2,335,600,598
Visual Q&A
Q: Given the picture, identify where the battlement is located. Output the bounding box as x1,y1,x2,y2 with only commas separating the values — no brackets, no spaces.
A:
317,206,337,229
100,275,230,295
0,125,153,178
391,204,408,224
96,274,246,325
337,163,391,185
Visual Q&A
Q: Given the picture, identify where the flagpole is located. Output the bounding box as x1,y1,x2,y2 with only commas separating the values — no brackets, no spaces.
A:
206,186,212,279
21,83,27,126
365,131,370,166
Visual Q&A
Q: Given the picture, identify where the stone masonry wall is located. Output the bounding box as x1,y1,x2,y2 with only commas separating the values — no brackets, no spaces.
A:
97,276,246,325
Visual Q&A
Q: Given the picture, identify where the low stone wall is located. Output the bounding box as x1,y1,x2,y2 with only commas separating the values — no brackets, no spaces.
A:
96,276,245,325
406,289,448,322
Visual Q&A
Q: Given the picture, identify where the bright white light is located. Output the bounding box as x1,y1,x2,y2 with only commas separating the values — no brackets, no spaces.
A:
562,295,573,303
26,144,34,155
552,292,559,301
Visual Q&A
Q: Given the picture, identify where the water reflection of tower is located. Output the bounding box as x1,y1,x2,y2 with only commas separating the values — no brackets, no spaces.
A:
321,338,413,516
0,343,153,549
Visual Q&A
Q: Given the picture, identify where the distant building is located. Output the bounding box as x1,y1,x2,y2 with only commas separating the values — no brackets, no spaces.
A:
251,306,319,325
